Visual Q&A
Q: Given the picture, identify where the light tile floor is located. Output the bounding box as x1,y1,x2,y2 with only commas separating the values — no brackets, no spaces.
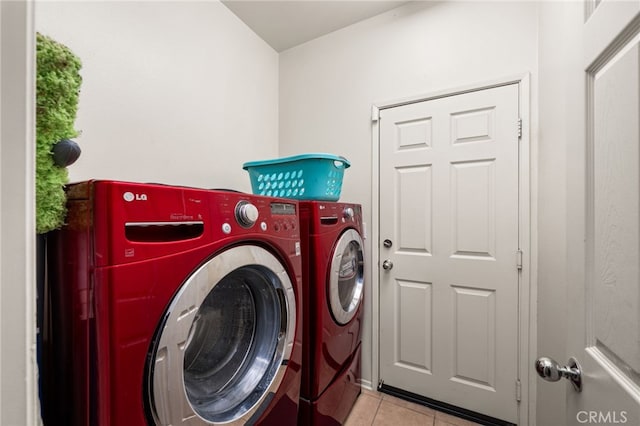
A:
344,388,482,426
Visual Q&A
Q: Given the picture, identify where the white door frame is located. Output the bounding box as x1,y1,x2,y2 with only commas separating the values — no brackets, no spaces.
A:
0,0,39,424
370,73,533,426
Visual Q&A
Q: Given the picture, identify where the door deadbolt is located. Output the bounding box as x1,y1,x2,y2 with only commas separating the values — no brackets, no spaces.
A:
383,239,392,248
535,356,582,392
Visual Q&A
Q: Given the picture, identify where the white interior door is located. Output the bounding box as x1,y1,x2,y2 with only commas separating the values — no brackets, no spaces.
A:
563,2,640,425
378,84,520,423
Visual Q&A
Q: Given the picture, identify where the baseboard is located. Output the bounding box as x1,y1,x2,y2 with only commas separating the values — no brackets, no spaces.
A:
359,379,373,391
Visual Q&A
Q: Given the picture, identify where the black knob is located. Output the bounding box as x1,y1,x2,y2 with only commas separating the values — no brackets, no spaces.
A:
52,139,81,167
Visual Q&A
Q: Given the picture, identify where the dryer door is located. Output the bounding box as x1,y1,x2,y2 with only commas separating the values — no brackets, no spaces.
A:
147,245,296,425
328,229,365,325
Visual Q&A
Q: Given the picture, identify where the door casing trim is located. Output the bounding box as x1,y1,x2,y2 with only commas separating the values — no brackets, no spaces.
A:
370,73,534,426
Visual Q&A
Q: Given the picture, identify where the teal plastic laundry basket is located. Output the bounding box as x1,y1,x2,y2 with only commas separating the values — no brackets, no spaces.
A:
242,153,350,201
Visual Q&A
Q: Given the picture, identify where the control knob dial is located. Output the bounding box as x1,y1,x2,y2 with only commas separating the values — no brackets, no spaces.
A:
235,201,259,228
343,207,354,220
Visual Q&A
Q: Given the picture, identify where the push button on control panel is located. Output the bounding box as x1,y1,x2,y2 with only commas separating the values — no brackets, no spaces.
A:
273,220,298,232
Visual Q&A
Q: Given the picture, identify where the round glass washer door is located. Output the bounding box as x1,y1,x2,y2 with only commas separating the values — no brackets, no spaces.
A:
328,229,364,325
147,245,296,425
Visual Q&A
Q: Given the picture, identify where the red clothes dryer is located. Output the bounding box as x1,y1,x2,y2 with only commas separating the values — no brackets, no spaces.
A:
42,180,303,426
298,201,365,426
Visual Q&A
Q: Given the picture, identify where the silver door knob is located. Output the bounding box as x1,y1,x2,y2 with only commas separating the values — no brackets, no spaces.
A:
382,260,393,270
535,356,582,392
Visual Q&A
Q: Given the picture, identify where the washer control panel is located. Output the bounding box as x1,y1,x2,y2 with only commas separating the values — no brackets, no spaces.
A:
213,195,299,238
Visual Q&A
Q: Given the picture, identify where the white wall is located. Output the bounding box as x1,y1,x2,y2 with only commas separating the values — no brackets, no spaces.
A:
36,0,278,191
279,0,539,397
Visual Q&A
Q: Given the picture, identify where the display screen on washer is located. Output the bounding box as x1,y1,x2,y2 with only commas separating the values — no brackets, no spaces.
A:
147,246,296,425
270,203,296,215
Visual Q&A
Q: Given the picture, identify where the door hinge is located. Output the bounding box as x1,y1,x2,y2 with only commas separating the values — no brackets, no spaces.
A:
516,249,523,270
515,379,522,402
517,118,522,139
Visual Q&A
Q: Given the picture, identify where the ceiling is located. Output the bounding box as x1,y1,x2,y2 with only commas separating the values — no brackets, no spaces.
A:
221,1,409,52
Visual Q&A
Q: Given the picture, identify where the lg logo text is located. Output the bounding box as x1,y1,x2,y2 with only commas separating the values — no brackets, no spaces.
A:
123,191,148,202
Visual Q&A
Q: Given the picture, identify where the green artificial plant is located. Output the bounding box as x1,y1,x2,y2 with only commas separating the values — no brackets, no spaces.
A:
36,33,83,234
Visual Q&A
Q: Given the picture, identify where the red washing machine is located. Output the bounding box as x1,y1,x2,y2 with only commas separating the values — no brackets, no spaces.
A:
298,201,365,426
42,180,303,426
